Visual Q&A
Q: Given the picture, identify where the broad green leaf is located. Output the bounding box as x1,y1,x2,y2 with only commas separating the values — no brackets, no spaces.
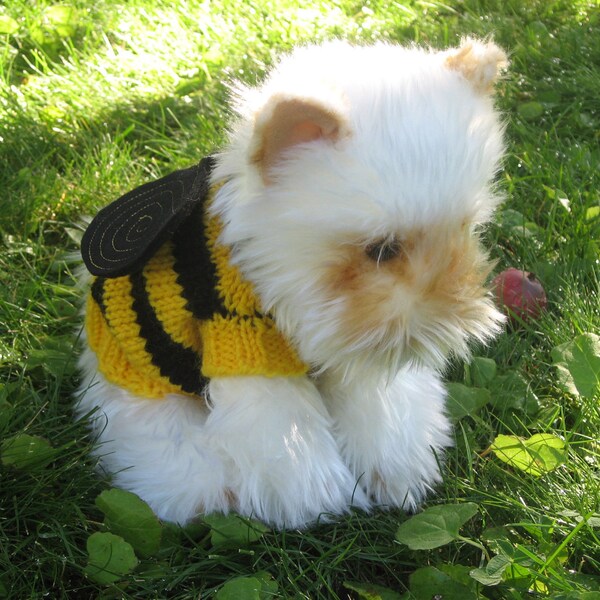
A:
26,337,76,378
43,5,79,38
499,208,526,228
446,383,490,420
395,503,478,550
489,371,539,415
215,574,277,600
0,15,19,34
498,208,544,239
518,101,544,120
216,577,262,600
586,206,600,221
84,532,138,585
511,222,545,239
470,356,497,387
29,23,53,46
559,510,600,529
502,561,547,593
253,571,278,596
95,489,163,558
490,433,566,476
497,210,543,239
45,5,78,25
481,525,513,546
409,567,478,600
551,333,600,399
1,434,56,470
470,554,511,586
344,580,404,599
438,564,479,591
563,570,600,592
203,513,268,547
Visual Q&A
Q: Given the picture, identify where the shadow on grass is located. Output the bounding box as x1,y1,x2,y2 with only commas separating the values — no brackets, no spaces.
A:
0,81,232,232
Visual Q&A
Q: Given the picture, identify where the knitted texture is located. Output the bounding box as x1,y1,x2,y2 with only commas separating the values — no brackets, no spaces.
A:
85,182,309,399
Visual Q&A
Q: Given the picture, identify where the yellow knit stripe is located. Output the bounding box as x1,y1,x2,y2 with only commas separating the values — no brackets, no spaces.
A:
85,293,183,399
143,241,202,354
204,188,260,317
200,314,308,378
101,275,185,395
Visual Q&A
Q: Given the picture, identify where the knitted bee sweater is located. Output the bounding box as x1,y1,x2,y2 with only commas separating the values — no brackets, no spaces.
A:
84,174,308,399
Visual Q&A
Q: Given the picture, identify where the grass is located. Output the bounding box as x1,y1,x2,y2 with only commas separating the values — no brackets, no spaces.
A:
0,0,599,598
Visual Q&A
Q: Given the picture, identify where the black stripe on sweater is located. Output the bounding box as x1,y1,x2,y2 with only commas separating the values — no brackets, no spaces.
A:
129,270,207,395
90,277,106,314
171,203,227,320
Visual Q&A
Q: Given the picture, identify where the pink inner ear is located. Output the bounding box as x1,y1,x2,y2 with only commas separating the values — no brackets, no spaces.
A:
252,98,343,181
288,120,326,146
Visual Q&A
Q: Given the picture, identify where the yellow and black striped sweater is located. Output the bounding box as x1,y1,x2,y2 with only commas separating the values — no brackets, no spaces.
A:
85,182,308,399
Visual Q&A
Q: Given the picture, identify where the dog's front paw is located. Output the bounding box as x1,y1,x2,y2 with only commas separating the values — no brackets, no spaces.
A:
231,437,367,528
324,366,453,512
206,376,369,528
356,449,444,511
349,432,451,511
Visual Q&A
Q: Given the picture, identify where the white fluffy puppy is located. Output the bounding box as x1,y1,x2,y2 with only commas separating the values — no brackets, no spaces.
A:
77,38,507,529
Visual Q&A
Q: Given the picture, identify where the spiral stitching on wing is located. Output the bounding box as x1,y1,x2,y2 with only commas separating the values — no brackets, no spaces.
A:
82,158,214,277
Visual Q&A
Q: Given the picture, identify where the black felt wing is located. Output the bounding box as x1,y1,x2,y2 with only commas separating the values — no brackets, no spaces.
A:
81,156,214,277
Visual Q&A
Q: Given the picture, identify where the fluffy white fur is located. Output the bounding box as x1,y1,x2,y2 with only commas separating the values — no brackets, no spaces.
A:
78,343,371,526
77,39,507,529
213,40,506,374
319,366,452,509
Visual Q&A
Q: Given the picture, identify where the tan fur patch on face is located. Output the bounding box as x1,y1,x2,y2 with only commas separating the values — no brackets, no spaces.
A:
330,232,421,292
322,223,494,356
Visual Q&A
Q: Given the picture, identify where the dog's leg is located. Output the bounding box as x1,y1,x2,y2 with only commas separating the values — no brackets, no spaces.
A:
204,375,370,528
76,347,232,525
320,367,453,510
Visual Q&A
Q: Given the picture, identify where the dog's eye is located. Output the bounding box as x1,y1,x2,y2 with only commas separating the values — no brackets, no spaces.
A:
365,238,403,263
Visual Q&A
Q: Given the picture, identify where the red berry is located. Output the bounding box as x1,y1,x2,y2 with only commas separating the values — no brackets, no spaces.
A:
492,268,547,323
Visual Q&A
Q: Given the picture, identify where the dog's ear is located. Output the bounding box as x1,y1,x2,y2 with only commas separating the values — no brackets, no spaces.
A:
445,38,508,94
250,96,346,182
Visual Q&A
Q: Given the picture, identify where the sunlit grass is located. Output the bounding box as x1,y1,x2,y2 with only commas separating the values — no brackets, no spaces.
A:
1,0,599,597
